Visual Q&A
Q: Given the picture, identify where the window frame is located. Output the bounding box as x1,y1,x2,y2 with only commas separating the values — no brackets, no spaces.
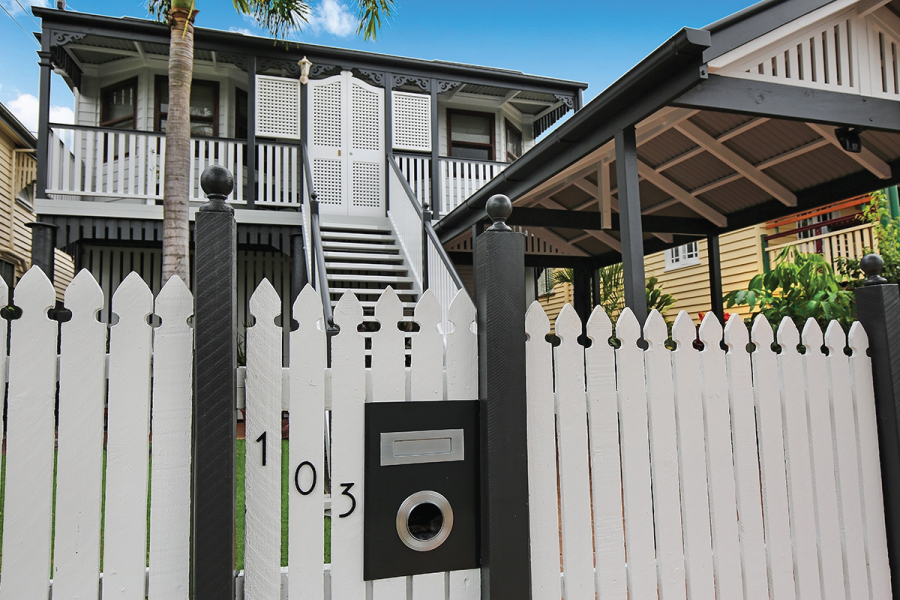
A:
537,268,555,297
664,241,701,271
100,77,138,129
154,75,220,137
447,108,495,161
505,118,522,162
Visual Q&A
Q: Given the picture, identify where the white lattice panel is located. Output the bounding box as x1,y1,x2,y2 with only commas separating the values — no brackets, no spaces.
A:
351,83,380,151
351,162,382,209
313,158,343,206
256,76,301,139
312,81,343,148
393,92,431,152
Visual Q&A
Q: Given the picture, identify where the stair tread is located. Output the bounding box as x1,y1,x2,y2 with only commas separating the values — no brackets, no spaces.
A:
329,287,418,296
323,251,405,262
325,262,408,271
327,274,413,283
319,221,393,234
322,241,400,252
321,231,395,242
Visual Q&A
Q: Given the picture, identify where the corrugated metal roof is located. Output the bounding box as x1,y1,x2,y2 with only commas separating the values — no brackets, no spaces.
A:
77,34,139,51
664,151,735,191
725,119,819,164
71,49,126,65
862,130,900,161
699,177,772,213
514,91,557,102
690,111,753,137
638,128,696,167
509,102,545,115
460,84,509,97
765,144,862,191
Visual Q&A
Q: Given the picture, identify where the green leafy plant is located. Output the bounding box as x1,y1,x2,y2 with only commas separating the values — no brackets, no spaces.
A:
725,247,854,329
553,266,676,322
835,190,900,285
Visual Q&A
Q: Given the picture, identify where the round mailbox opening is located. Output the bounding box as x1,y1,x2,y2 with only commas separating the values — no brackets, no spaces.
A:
397,491,453,552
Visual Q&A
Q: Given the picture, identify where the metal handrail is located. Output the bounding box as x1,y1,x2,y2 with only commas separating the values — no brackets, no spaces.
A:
301,143,335,329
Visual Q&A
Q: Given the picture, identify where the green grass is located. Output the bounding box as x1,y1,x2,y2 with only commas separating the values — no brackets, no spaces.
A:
0,439,332,572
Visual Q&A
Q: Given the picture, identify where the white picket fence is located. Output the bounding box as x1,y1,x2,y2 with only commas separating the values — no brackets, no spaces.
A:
525,302,892,600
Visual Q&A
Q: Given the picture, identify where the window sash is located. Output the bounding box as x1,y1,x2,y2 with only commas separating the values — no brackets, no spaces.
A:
448,109,494,161
155,76,220,137
100,78,137,129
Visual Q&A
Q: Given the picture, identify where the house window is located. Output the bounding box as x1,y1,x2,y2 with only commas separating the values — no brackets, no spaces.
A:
665,241,700,270
537,268,555,296
506,119,522,162
100,78,137,129
448,109,494,160
155,76,219,137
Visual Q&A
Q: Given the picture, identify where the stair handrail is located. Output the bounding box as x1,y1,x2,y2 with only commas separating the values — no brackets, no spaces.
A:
388,153,467,296
301,143,335,329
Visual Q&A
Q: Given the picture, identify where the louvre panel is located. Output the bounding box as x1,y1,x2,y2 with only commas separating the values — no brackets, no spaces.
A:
312,81,343,148
869,12,900,98
392,92,431,152
351,162,382,208
256,76,301,139
312,158,343,206
351,82,380,151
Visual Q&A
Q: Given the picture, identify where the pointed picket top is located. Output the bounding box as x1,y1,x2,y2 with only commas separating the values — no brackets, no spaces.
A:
448,288,476,335
751,314,774,348
615,307,641,347
375,286,403,327
723,313,749,352
555,303,582,344
848,322,870,356
249,277,280,325
414,289,441,334
671,310,696,348
698,311,724,349
155,275,192,327
111,271,153,323
824,321,847,355
643,309,667,349
525,300,550,340
64,269,104,322
292,283,323,327
776,317,800,351
15,265,56,315
801,318,824,353
585,305,612,342
333,289,363,332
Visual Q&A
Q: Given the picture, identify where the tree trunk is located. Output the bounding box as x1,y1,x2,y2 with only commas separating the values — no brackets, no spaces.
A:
162,4,197,286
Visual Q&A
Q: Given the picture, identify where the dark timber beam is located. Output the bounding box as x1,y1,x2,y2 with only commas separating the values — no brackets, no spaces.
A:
430,78,440,217
246,55,257,207
449,252,604,269
505,207,718,235
616,125,648,325
35,33,52,200
672,75,900,133
707,234,723,323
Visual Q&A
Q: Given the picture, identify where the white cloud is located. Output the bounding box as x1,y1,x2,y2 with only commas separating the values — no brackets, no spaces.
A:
8,93,73,134
307,0,355,37
1,0,49,15
229,26,253,35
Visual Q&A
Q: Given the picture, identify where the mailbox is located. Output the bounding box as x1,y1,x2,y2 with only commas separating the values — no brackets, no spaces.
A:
364,400,480,580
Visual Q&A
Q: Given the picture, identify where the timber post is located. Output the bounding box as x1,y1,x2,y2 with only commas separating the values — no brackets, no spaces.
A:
192,165,238,599
26,222,57,283
853,253,900,595
476,194,530,599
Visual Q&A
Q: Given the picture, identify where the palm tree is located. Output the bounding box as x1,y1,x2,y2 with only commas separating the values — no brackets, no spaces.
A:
148,0,395,285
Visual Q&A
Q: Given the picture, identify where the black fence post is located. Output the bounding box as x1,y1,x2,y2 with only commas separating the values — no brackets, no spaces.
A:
476,195,530,600
27,221,57,282
854,253,900,595
422,201,432,291
192,165,237,599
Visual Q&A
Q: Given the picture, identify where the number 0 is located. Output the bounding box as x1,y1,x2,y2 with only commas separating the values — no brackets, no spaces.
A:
294,461,317,495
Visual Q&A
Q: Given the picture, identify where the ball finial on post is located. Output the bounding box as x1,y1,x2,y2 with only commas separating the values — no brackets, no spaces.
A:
200,165,235,213
486,194,513,232
862,253,888,286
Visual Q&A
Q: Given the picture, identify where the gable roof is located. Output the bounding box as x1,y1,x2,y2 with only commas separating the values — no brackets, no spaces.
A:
0,102,36,149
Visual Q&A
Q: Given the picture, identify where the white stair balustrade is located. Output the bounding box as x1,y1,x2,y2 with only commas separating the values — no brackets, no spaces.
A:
439,157,509,215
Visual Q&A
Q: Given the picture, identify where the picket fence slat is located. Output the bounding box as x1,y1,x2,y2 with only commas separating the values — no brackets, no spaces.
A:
53,271,107,600
148,276,194,600
524,302,562,600
553,305,596,599
643,310,686,600
849,323,893,599
801,319,846,600
245,279,285,600
103,272,154,600
585,307,626,600
289,285,326,600
824,322,869,600
0,268,58,600
777,318,823,599
670,314,715,600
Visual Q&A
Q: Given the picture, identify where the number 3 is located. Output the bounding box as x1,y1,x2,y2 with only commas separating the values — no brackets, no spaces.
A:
339,482,356,518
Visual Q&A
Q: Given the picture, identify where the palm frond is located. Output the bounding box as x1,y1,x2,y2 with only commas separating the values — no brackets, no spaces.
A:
356,0,394,40
233,0,311,37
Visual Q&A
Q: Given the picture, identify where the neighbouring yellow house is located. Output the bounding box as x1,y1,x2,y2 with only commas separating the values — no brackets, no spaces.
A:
539,193,879,327
0,102,75,298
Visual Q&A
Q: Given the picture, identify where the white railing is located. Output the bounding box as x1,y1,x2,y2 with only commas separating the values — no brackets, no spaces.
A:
13,150,36,202
395,154,431,209
387,160,423,291
46,125,248,203
426,230,462,335
256,142,301,206
439,157,508,215
766,222,876,267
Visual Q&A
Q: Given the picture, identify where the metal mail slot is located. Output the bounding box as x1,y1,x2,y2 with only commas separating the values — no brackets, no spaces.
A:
380,429,465,466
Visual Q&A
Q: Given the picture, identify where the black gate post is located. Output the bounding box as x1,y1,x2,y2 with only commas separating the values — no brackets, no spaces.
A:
192,165,237,599
476,194,530,600
854,253,900,595
27,221,58,282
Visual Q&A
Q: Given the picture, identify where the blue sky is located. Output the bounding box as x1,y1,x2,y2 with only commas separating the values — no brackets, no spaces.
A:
0,0,754,133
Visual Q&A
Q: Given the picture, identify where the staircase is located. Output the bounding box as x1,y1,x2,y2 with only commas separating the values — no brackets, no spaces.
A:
320,218,419,318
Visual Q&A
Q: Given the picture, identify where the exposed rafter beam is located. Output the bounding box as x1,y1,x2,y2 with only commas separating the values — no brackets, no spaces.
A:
637,160,728,226
134,42,147,66
538,199,622,252
652,117,768,172
569,178,673,243
676,120,797,206
598,161,612,229
806,123,892,179
858,0,892,17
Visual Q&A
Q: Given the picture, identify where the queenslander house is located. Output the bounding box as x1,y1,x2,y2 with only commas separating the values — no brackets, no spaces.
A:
32,5,586,341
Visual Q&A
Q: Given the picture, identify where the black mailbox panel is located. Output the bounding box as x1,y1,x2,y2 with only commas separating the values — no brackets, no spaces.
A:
364,400,480,581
